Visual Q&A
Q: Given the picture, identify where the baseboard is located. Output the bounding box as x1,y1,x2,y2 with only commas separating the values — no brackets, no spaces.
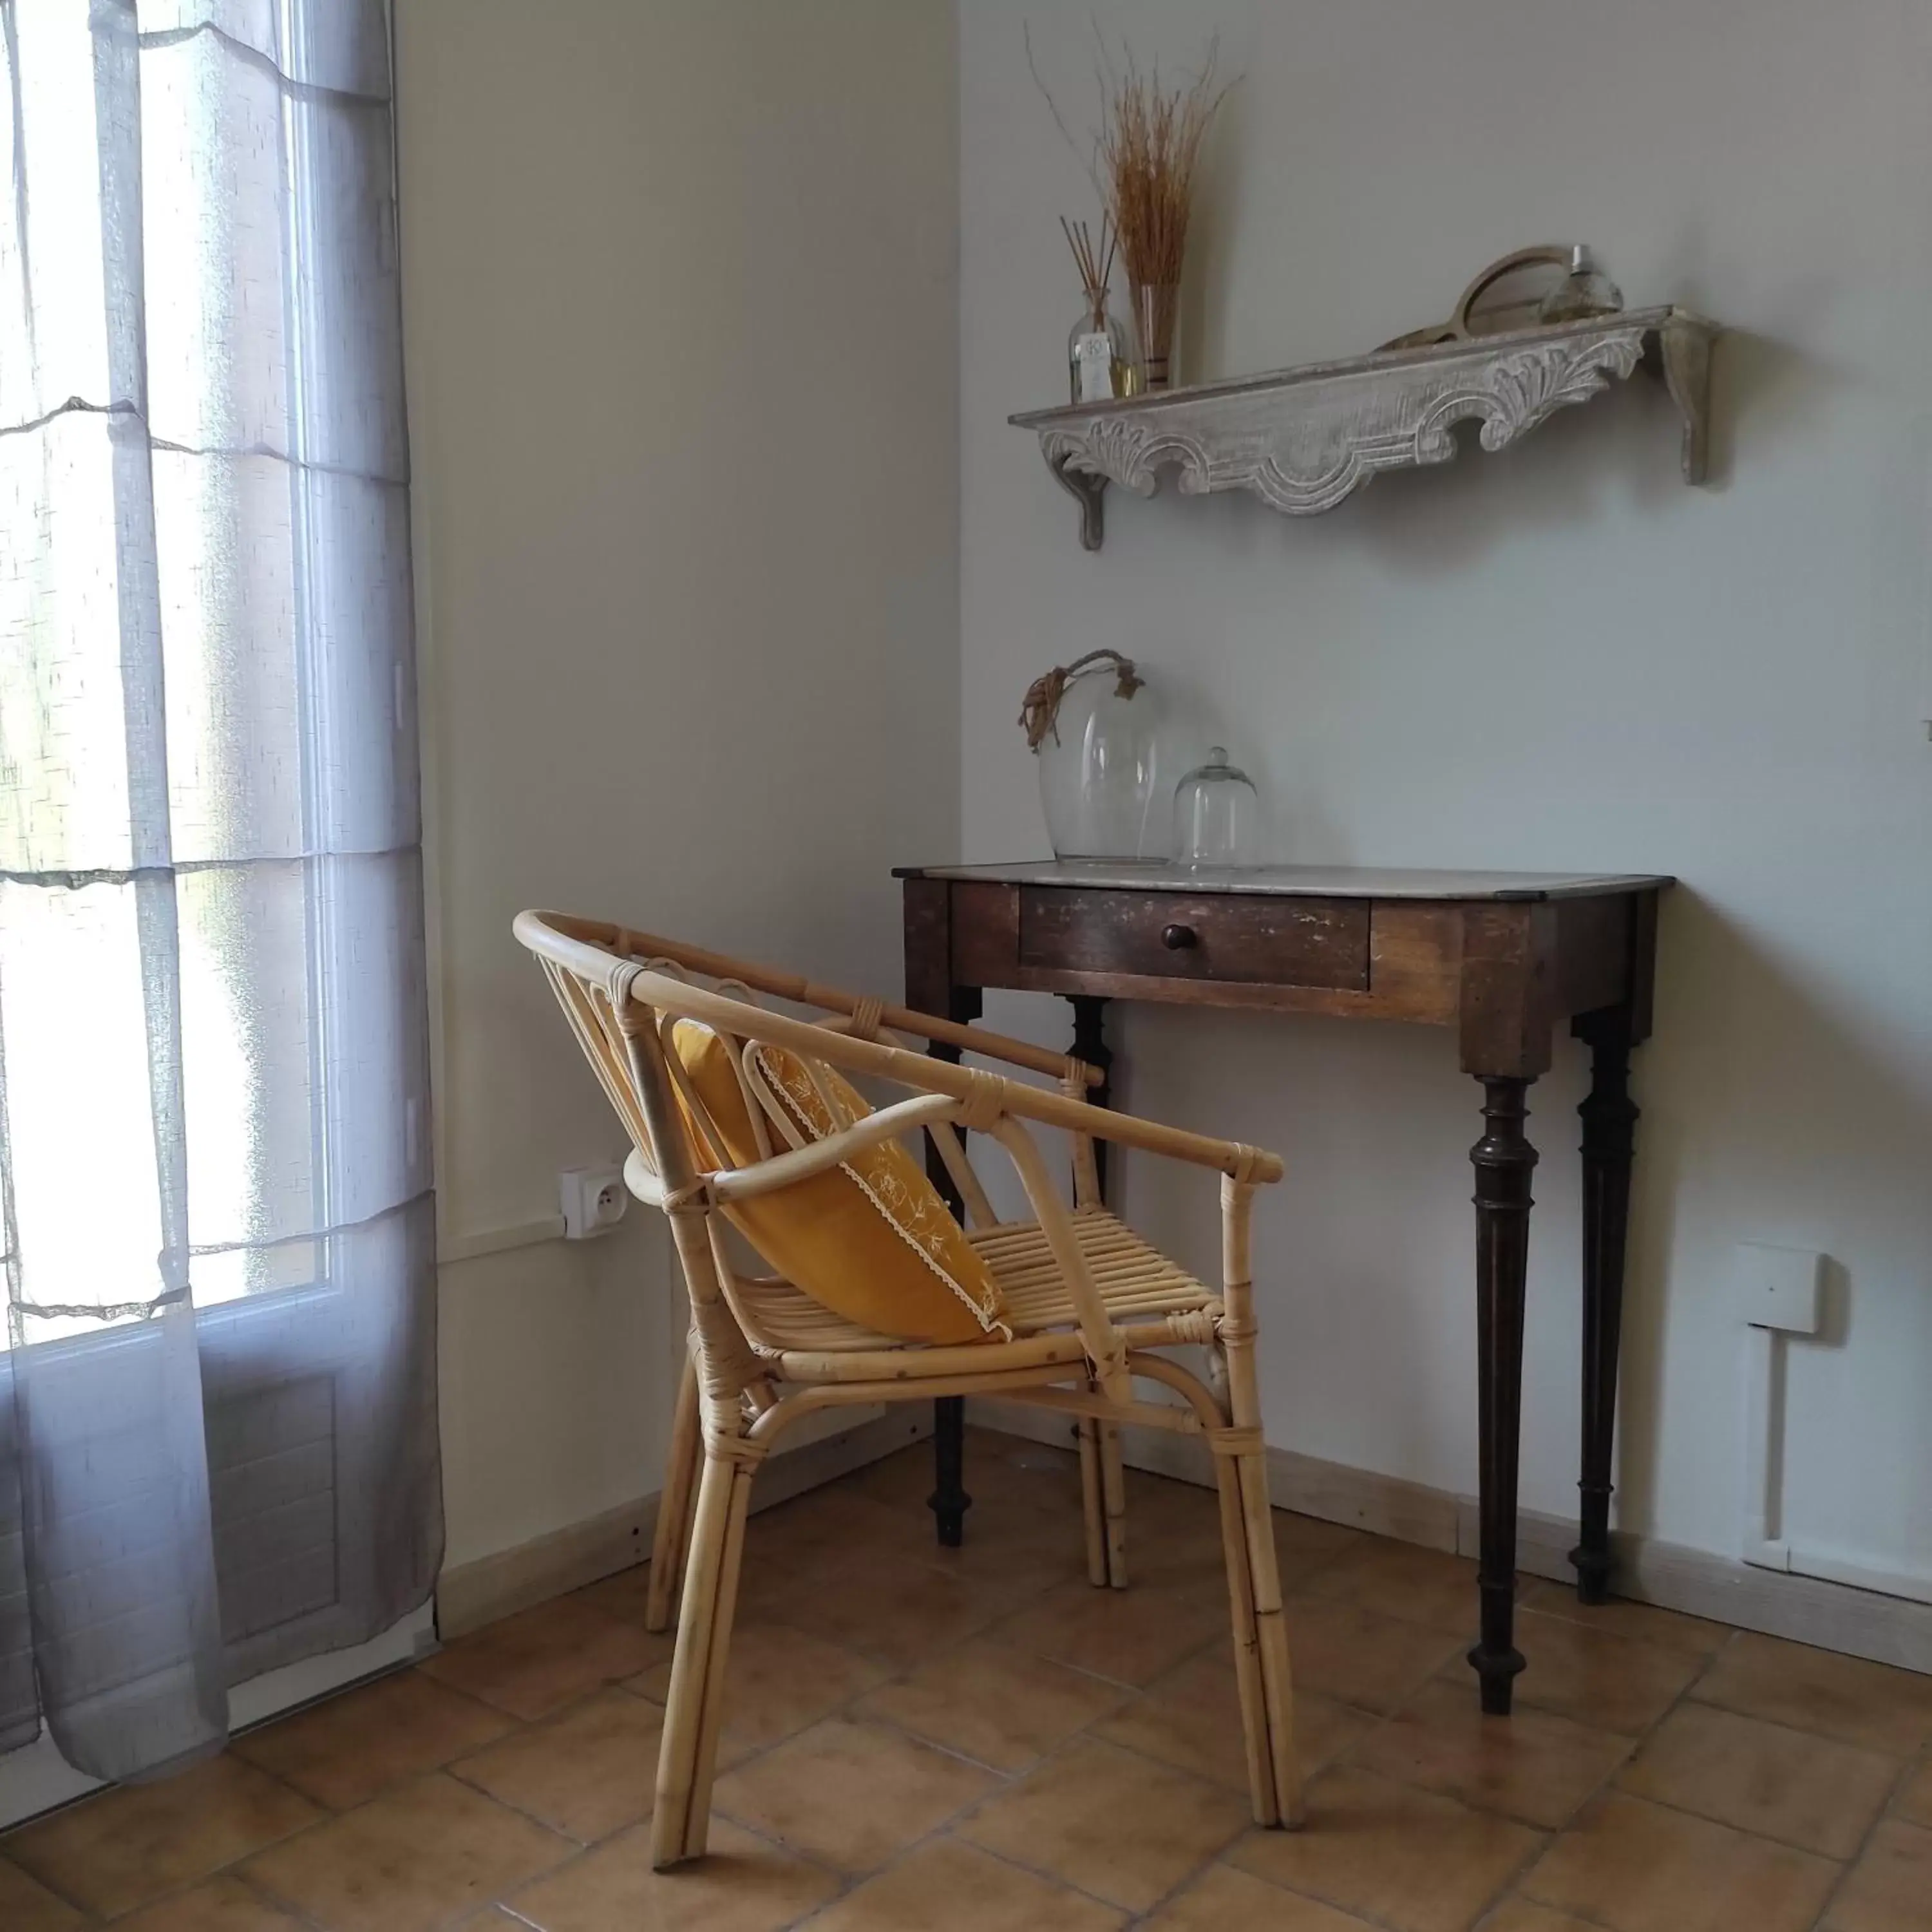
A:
965,1396,1932,1677
435,1406,931,1639
967,1395,1461,1554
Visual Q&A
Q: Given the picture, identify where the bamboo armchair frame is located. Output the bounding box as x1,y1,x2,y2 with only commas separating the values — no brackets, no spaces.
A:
514,910,1303,1868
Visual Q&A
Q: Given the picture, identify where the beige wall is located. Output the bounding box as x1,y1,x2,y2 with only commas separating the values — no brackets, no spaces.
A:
395,0,960,1571
963,0,1932,1577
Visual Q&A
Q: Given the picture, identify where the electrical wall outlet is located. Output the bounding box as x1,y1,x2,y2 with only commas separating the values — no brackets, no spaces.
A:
1734,1241,1823,1334
560,1165,627,1240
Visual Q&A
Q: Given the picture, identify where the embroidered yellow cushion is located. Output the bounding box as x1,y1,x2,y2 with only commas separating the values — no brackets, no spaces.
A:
670,1021,1007,1346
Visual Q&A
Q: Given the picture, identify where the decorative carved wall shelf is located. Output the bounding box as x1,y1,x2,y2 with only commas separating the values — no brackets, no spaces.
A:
1010,306,1717,551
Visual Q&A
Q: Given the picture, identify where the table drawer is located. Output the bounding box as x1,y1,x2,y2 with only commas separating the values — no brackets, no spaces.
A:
1018,888,1369,990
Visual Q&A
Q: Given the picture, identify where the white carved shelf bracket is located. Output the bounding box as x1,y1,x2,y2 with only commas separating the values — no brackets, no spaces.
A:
1011,307,1718,552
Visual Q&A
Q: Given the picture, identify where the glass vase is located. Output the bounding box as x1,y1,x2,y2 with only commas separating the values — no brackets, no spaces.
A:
1021,650,1168,862
1129,280,1180,392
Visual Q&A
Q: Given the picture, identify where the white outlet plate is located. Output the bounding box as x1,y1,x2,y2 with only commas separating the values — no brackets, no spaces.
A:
1734,1241,1823,1334
559,1165,627,1240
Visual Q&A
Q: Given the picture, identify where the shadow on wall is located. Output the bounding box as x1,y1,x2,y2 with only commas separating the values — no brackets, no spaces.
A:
1613,886,1932,1545
1132,322,1841,589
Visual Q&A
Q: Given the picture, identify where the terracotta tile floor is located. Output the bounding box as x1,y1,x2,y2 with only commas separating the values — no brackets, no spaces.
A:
5,1427,1931,1931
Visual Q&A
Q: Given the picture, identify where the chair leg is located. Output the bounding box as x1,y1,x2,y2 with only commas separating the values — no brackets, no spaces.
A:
1214,1454,1278,1825
651,1446,753,1868
1077,1418,1109,1588
1236,1447,1302,1827
647,1349,702,1634
1099,1422,1128,1590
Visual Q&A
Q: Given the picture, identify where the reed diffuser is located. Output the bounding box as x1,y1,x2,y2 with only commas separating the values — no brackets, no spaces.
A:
1060,215,1130,402
1097,46,1229,390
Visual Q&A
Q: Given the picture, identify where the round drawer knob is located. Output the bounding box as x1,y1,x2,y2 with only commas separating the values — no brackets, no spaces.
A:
1161,923,1198,951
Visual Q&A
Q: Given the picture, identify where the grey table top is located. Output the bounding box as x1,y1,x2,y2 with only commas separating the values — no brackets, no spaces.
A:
896,862,1673,902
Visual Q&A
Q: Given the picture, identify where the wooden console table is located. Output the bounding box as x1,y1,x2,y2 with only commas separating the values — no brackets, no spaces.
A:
898,860,1671,1715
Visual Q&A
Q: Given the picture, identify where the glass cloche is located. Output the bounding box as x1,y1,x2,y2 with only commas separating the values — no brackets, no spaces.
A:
1173,746,1262,869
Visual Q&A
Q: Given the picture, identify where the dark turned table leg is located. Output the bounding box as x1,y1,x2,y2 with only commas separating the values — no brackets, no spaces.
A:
923,996,979,1548
1068,994,1113,1198
1571,1007,1638,1604
1469,1075,1538,1713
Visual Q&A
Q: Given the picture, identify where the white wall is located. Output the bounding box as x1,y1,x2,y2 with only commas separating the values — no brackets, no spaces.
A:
962,1,1932,1575
396,0,959,1573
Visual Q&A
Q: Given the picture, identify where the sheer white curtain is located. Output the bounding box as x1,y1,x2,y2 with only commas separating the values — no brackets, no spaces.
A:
0,0,438,1780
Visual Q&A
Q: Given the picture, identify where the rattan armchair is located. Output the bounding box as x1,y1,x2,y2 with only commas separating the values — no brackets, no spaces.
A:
515,910,1302,1869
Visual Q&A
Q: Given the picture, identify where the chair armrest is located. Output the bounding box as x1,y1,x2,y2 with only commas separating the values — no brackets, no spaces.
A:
1028,1087,1284,1185
706,1093,961,1203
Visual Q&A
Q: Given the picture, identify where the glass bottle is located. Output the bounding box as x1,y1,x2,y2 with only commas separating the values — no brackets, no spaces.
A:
1537,245,1624,325
1022,650,1168,861
1067,289,1131,404
1173,747,1262,869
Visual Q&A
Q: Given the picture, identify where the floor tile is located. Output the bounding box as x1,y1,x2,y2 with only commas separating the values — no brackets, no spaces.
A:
853,1635,1131,1772
1112,1470,1228,1578
955,1736,1250,1914
1619,1700,1897,1859
1092,1643,1372,1793
1354,1676,1631,1830
1228,1765,1543,1932
986,1571,1229,1688
802,1835,1126,1931
627,1618,889,1759
742,1482,929,1573
1304,1540,1482,1636
848,1432,1086,1535
233,1667,514,1810
1824,1817,1932,1931
1273,1511,1373,1590
1282,1595,1466,1715
709,1716,994,1873
1475,1902,1602,1932
1693,1632,1932,1756
1895,1755,1932,1828
1520,1789,1838,1932
1518,1580,1729,1657
922,1497,1090,1596
451,1687,663,1842
242,1770,573,1932
5,1752,321,1920
1502,1608,1705,1735
108,1872,313,1929
867,1426,1084,1517
1141,1857,1378,1929
0,1856,85,1931
754,1549,1019,1672
502,1815,839,1932
420,1592,673,1722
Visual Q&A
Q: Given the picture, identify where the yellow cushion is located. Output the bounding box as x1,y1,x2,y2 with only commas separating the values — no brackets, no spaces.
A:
670,1021,1007,1346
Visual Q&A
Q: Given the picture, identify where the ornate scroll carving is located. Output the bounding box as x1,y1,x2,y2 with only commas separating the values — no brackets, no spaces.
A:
1013,307,1718,549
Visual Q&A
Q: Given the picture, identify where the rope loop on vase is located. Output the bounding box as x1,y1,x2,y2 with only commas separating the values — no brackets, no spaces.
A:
1017,648,1143,750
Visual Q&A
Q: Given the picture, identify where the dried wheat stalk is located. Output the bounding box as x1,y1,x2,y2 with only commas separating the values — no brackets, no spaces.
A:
1094,41,1229,292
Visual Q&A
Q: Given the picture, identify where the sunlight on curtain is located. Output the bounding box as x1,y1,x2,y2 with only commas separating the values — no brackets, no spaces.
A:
0,0,439,1779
